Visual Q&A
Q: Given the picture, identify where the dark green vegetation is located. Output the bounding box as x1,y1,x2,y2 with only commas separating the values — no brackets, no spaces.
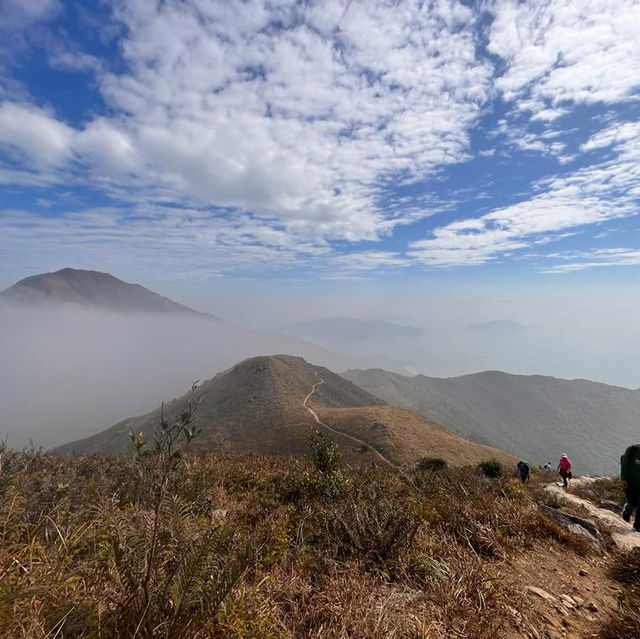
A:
0,413,603,639
416,457,447,473
478,459,504,479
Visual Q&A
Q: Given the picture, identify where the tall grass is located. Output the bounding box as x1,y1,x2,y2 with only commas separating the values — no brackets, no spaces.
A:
600,549,640,638
0,427,603,638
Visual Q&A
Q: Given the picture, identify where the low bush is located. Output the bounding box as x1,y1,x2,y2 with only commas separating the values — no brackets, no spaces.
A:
478,459,503,478
325,496,418,564
416,456,447,473
0,424,602,638
305,428,340,478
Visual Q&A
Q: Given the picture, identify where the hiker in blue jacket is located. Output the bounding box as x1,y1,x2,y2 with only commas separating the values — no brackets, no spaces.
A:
517,460,530,484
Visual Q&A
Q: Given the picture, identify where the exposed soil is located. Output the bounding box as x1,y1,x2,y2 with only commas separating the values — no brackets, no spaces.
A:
505,542,620,639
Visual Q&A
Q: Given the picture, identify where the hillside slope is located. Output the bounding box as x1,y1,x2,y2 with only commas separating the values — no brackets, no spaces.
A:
1,270,369,449
343,368,640,474
0,268,216,317
56,355,513,467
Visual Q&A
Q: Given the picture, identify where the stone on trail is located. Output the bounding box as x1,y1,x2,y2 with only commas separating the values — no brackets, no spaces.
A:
599,499,623,513
541,505,602,550
526,586,557,603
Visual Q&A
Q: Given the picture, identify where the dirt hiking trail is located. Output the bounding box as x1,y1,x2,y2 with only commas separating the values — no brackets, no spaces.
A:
546,476,640,550
303,372,396,468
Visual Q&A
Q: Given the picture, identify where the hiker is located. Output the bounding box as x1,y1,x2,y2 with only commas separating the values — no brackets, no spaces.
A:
517,460,530,483
557,453,572,487
621,444,640,532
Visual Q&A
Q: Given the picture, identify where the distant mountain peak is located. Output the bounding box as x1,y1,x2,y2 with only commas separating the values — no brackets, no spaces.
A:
0,268,218,318
285,316,425,342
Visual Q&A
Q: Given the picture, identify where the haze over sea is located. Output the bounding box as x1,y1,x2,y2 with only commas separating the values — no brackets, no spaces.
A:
1,0,640,387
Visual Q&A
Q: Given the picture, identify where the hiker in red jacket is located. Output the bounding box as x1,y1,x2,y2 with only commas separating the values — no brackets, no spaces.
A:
557,453,572,487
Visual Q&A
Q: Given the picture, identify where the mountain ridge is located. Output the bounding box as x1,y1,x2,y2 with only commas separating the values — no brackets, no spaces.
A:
1,268,217,318
55,354,514,467
342,367,640,474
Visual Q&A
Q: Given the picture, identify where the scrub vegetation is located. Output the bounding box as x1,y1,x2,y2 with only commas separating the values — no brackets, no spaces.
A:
0,420,628,639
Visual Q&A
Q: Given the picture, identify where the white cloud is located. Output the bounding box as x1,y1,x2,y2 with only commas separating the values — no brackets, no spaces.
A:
327,250,409,272
410,121,640,267
486,0,640,181
413,0,640,270
0,205,334,280
581,121,640,153
0,0,60,27
543,248,640,273
0,0,493,247
2,0,639,276
0,0,62,97
488,0,640,110
0,102,74,166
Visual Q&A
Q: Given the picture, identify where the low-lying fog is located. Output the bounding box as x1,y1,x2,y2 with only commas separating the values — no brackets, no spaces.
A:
2,281,640,450
0,305,357,450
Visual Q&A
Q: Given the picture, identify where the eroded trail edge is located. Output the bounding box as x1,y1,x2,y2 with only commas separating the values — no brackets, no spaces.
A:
303,371,396,468
546,477,640,550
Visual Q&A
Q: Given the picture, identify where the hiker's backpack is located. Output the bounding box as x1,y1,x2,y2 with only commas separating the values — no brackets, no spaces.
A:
620,445,640,485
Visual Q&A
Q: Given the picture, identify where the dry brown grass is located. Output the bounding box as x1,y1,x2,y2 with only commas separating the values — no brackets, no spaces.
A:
318,405,518,467
600,548,640,638
0,435,601,639
568,477,625,504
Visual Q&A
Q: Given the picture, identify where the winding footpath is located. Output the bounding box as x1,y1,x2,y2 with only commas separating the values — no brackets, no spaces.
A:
546,477,640,550
302,371,396,468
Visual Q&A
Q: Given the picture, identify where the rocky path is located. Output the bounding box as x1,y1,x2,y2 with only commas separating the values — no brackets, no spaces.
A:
303,372,396,468
546,477,640,550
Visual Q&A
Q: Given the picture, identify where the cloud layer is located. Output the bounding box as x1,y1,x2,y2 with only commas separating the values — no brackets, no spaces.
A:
0,0,639,276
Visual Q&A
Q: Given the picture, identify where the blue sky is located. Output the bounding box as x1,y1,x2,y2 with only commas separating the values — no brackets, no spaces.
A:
1,0,640,288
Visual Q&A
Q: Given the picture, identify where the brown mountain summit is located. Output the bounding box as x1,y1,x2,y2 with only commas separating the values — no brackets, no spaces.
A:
56,355,513,467
1,268,216,317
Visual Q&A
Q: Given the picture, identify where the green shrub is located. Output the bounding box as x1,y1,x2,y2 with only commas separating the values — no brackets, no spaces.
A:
303,428,347,498
326,497,418,563
478,459,503,478
305,428,341,477
272,472,322,505
110,383,251,638
416,457,448,473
